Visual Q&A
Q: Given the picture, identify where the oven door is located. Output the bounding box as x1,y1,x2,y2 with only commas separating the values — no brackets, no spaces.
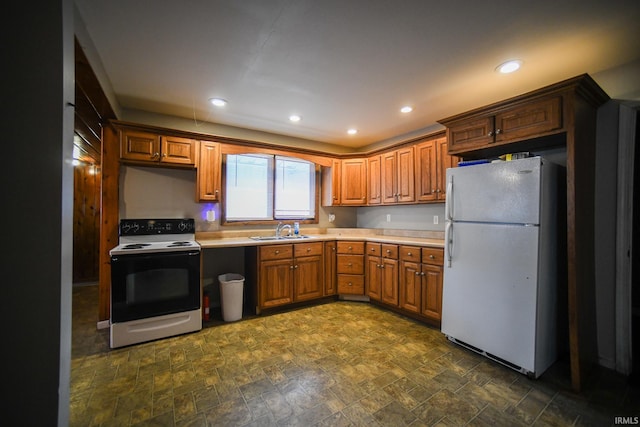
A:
110,250,201,323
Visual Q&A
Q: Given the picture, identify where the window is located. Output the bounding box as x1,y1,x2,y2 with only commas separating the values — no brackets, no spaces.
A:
225,154,316,222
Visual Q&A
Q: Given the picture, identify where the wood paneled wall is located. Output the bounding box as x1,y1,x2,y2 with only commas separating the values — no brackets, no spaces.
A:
73,38,116,283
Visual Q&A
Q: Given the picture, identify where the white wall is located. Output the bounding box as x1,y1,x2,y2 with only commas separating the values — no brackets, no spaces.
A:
119,165,359,232
357,203,446,231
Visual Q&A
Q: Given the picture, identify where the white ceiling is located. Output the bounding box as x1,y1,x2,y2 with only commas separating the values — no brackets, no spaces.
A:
75,0,640,149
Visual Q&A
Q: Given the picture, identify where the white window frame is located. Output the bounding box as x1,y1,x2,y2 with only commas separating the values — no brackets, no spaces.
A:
223,153,317,223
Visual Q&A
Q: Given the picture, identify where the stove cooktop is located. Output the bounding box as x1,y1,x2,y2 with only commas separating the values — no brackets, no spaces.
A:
109,218,200,255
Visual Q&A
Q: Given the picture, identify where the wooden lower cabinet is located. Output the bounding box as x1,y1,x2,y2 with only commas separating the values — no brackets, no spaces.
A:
366,243,398,305
259,257,294,309
399,246,444,324
293,242,324,302
257,242,324,310
336,241,365,295
324,241,337,296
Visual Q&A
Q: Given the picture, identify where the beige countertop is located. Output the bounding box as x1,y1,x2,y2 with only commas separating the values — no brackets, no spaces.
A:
196,228,444,249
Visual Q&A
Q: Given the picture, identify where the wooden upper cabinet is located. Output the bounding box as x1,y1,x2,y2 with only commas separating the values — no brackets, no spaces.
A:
396,147,415,203
321,159,341,206
196,141,221,202
367,155,382,205
120,128,197,167
415,135,457,202
340,158,367,205
445,96,563,155
381,147,415,204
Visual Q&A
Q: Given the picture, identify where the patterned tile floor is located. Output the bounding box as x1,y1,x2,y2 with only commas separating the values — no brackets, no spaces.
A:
70,285,639,426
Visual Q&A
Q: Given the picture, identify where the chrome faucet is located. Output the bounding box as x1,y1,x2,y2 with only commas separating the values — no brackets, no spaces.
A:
275,222,292,237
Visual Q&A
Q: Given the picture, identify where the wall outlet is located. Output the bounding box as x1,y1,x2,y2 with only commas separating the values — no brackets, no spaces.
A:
433,215,439,225
328,213,336,223
386,214,391,222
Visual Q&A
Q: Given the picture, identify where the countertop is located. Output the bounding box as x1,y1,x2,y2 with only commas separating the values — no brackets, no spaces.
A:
196,228,445,249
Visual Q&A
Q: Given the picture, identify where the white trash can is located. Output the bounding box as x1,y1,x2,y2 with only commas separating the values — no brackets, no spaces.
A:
218,273,244,322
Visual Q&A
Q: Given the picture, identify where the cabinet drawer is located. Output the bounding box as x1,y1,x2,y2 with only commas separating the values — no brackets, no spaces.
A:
400,246,421,261
294,242,323,257
381,244,398,259
337,274,365,294
366,242,381,256
337,241,365,254
337,255,364,274
260,244,294,261
422,247,444,265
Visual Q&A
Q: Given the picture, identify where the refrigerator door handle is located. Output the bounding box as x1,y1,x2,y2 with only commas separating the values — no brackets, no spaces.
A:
446,176,454,221
445,221,453,268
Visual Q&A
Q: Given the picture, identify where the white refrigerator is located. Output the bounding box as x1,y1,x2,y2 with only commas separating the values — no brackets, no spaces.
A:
441,157,558,378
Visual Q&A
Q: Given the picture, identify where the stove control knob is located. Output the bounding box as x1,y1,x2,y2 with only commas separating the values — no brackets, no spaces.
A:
178,222,187,231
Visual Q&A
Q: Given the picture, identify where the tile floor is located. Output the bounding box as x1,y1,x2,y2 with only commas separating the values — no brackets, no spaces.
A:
70,285,639,426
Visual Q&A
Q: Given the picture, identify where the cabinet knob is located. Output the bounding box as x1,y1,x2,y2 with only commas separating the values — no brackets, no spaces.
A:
407,252,412,256
332,247,336,251
348,282,353,286
415,271,420,276
371,248,375,252
386,249,391,253
152,152,160,159
429,255,435,259
348,263,352,267
307,247,311,252
495,128,502,135
290,265,294,269
275,250,280,254
487,131,494,137
348,246,352,250
294,265,298,269
421,272,426,276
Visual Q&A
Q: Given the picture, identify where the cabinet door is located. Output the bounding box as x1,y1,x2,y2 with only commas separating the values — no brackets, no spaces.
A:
259,259,293,309
367,155,382,205
160,135,197,165
381,258,398,306
324,241,337,296
436,137,457,201
421,263,443,322
495,96,562,143
396,147,415,203
322,159,341,206
340,158,367,205
197,141,220,201
294,255,323,302
381,151,397,204
447,116,494,155
366,255,382,300
414,138,438,202
399,260,421,314
121,129,161,162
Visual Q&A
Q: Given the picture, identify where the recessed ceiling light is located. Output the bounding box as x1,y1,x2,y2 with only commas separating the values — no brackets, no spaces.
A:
496,60,522,74
210,98,227,107
400,106,413,113
289,114,301,122
347,128,358,135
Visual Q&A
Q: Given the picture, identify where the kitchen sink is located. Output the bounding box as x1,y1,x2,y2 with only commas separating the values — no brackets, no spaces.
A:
249,235,310,241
